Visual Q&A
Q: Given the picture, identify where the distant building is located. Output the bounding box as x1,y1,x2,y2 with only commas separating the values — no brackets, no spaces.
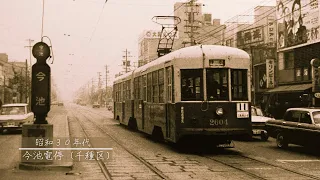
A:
193,18,226,45
173,1,203,49
138,30,162,66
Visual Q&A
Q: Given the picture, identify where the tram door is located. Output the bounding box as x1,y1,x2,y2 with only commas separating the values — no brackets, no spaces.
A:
165,67,173,138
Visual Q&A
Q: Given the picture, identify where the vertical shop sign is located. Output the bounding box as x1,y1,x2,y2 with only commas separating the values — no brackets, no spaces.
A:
266,59,275,88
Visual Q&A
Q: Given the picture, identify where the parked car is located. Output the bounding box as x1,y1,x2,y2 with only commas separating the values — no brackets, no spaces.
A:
251,106,274,141
92,102,100,108
265,107,320,148
0,103,34,133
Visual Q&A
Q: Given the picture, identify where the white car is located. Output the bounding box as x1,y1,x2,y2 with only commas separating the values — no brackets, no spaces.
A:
251,106,275,141
0,103,34,133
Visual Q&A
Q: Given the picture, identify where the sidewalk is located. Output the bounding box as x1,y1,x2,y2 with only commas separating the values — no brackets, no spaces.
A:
0,105,77,180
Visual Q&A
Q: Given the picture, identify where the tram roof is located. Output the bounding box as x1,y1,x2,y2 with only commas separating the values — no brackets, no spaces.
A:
114,45,249,83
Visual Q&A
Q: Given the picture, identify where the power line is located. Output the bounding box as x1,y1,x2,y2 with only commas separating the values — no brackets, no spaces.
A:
194,0,274,43
88,1,108,44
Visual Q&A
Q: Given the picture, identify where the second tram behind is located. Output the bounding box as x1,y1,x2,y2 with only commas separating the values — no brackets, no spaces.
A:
113,45,252,146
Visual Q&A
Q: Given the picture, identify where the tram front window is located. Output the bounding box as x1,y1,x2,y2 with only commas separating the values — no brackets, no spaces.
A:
181,69,203,101
206,69,228,101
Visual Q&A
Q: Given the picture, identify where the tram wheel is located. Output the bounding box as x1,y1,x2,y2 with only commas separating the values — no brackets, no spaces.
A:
128,118,137,131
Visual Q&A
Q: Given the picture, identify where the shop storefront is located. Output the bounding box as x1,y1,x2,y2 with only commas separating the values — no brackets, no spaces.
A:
264,0,320,118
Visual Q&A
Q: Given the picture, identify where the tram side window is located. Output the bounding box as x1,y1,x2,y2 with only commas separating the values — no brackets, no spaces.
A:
147,73,152,102
206,69,228,101
134,78,139,99
123,82,127,100
166,67,172,102
119,83,123,101
138,76,142,99
127,80,131,99
142,75,147,101
158,69,164,103
181,69,203,101
116,84,119,102
152,71,159,103
113,84,116,102
231,69,248,100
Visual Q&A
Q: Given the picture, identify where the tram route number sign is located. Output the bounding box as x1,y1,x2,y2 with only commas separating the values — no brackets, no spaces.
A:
31,63,51,114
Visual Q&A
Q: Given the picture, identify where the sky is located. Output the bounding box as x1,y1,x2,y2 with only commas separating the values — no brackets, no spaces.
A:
0,0,276,101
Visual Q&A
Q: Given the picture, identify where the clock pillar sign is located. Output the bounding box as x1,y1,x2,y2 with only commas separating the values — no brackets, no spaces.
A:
31,41,51,124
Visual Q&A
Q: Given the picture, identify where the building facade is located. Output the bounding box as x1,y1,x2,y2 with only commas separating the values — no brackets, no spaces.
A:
234,6,277,106
0,53,28,104
262,0,320,118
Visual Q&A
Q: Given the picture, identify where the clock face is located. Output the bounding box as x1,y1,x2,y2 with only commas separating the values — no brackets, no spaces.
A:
32,42,50,61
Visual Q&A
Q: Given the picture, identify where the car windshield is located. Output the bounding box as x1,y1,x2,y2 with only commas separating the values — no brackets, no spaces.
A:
1,106,25,115
312,111,320,124
251,107,264,116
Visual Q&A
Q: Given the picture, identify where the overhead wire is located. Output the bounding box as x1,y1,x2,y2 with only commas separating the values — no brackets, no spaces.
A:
194,0,275,43
105,0,189,69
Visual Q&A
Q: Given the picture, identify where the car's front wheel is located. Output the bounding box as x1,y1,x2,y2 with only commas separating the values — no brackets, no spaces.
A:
261,131,269,141
276,132,288,148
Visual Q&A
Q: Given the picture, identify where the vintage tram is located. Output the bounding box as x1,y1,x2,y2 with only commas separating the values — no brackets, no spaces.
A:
113,45,252,146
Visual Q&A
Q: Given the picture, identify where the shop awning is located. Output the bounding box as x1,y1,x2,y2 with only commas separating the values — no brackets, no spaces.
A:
266,83,312,93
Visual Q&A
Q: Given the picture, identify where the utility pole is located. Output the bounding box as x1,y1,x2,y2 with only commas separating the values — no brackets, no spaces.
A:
91,78,94,103
105,65,108,89
87,82,90,104
183,0,199,46
2,68,5,104
98,72,102,105
105,65,109,99
24,39,34,104
190,0,195,45
25,59,28,103
122,49,132,73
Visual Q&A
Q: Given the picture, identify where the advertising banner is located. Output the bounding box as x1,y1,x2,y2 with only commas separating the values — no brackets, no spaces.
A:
237,26,264,46
140,30,179,39
277,0,320,49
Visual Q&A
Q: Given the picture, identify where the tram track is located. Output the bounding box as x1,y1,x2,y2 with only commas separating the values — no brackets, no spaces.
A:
69,106,170,180
201,153,320,180
75,106,320,179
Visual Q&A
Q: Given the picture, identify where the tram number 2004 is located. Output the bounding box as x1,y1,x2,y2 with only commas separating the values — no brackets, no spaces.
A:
209,119,228,126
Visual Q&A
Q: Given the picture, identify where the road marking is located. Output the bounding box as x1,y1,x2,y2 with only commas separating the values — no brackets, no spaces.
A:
277,159,320,163
19,148,113,150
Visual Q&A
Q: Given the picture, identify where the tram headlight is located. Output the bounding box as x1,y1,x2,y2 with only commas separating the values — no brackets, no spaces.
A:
216,107,224,116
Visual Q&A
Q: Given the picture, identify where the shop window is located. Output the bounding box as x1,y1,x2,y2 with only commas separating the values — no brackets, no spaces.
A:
295,67,311,81
284,51,294,69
